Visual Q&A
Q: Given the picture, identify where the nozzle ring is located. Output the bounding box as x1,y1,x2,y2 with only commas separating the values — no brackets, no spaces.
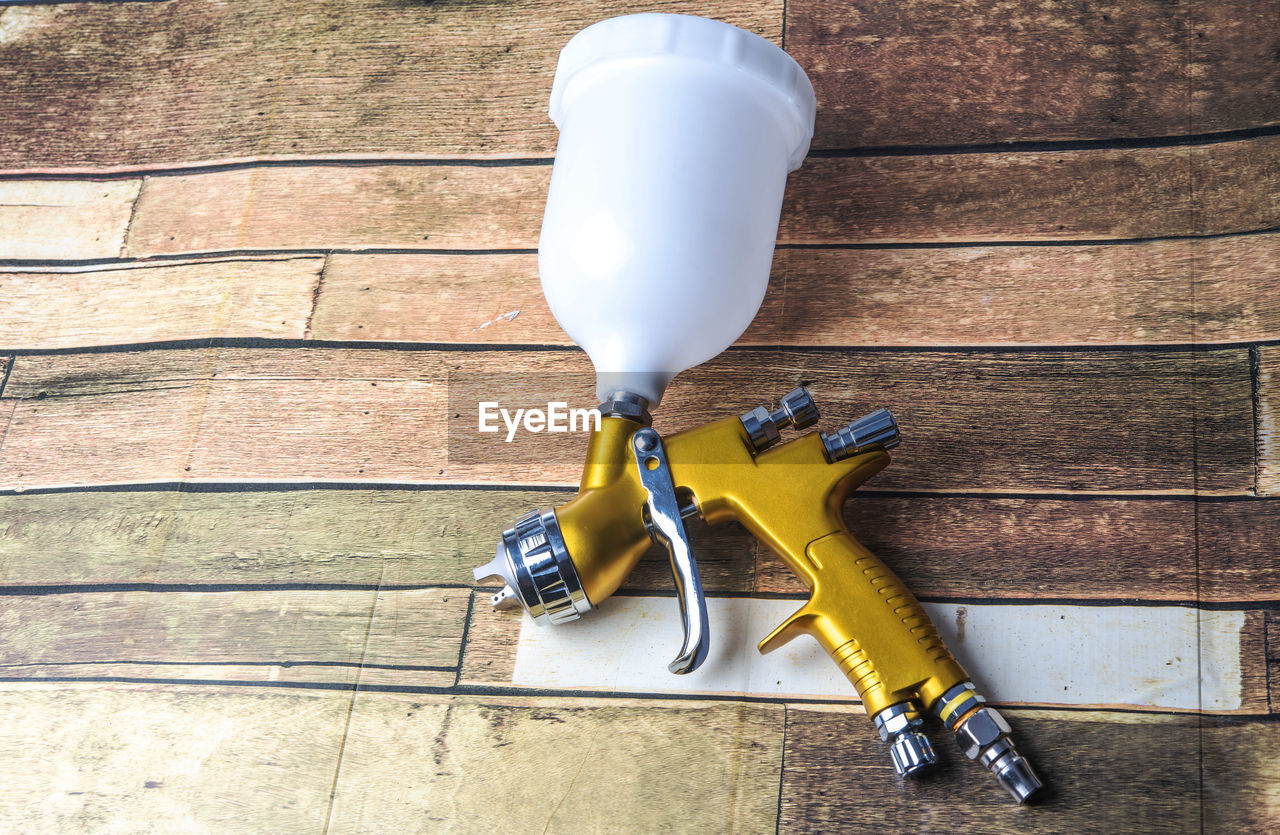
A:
498,509,591,625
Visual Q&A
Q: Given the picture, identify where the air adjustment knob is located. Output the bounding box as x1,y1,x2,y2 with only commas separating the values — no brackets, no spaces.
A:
740,386,820,452
822,407,901,462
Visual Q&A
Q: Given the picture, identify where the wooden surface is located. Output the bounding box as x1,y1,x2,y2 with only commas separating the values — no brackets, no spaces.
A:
1,0,1278,831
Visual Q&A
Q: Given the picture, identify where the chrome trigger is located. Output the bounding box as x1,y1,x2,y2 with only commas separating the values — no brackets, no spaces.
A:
631,427,710,675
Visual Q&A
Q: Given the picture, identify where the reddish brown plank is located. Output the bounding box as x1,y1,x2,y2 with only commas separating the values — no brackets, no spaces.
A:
764,495,1280,603
3,1,1278,168
0,0,779,171
790,0,1280,148
0,257,322,349
125,138,1280,256
0,346,1253,494
781,136,1280,244
313,234,1280,348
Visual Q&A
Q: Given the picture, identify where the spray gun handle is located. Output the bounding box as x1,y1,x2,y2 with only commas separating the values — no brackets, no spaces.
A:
632,427,711,674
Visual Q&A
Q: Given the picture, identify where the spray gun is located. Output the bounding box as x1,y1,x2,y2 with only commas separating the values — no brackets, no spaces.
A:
473,14,1042,802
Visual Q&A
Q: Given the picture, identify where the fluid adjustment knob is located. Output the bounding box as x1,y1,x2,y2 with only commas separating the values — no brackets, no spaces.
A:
822,407,900,462
740,386,820,452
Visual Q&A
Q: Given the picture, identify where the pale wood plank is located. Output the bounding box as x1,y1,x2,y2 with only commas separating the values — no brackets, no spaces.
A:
465,596,1267,713
460,599,1269,712
0,346,1253,493
328,694,785,833
0,683,350,832
0,588,466,687
0,179,139,260
0,256,322,349
790,0,1280,148
126,137,1280,257
0,1,780,170
1260,345,1279,495
0,488,566,589
316,235,1280,348
781,708,1211,831
4,488,1274,602
3,1,1279,167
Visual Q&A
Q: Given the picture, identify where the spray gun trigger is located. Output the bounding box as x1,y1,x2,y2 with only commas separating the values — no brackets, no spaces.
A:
632,427,711,675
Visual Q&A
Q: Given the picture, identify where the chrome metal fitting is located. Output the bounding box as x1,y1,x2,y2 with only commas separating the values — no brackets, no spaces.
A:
739,386,819,452
932,681,987,731
821,407,900,462
949,704,1043,804
473,509,592,625
598,390,652,425
872,703,936,777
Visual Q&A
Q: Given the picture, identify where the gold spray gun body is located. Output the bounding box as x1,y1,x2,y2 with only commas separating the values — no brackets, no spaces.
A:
475,388,1042,802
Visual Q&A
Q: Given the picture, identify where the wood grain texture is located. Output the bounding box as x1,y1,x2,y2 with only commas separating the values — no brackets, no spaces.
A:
0,1,780,170
123,138,1280,257
313,234,1280,347
1202,716,1280,831
779,708,1275,832
5,488,1275,601
0,179,139,260
329,694,786,833
1267,612,1279,714
1260,345,1279,495
3,231,1277,351
768,495,1280,603
0,683,350,832
790,0,1280,148
3,1,1279,167
0,488,757,595
460,599,1271,713
782,136,1280,244
0,346,1253,493
0,257,322,349
0,588,467,687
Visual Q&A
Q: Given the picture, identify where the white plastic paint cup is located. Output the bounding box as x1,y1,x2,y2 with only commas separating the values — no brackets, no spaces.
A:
538,14,816,405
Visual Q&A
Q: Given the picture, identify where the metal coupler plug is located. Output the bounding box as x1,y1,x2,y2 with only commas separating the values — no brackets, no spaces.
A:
934,683,1043,803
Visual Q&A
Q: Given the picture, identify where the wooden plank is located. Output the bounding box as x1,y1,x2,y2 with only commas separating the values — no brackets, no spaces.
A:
125,138,1280,256
481,594,1269,712
782,136,1280,245
3,1,1278,168
314,234,1280,347
1268,611,1279,714
0,179,139,260
328,694,786,832
6,489,1275,602
0,346,1253,493
0,1,780,171
1202,716,1280,831
790,0,1280,148
1260,345,1279,495
127,165,548,256
1196,500,1280,603
0,588,467,687
0,683,350,832
467,595,1265,713
10,231,1279,351
0,488,756,594
780,708,1232,832
0,256,322,349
